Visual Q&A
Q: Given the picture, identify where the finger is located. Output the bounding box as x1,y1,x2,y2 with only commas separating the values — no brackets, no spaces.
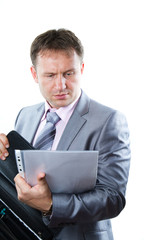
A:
0,133,9,148
14,173,23,183
0,134,9,160
0,142,8,160
14,173,31,190
14,173,32,201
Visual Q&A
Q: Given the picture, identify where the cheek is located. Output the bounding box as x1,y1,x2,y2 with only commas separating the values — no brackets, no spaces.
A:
67,78,80,90
39,80,52,94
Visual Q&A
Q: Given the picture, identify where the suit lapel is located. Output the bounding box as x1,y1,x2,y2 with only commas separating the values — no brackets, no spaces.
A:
28,104,45,144
57,91,90,150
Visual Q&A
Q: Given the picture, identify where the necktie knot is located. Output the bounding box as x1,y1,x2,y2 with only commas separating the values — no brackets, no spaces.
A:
46,111,60,125
34,111,60,150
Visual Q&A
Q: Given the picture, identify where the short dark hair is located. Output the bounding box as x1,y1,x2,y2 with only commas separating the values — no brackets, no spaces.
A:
30,28,84,66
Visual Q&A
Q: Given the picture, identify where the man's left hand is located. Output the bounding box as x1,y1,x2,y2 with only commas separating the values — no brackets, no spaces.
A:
14,172,52,212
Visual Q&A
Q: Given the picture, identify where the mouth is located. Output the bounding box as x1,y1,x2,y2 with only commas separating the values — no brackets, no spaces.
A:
54,93,69,100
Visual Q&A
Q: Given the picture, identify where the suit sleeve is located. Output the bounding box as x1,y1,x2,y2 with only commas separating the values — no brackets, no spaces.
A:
44,111,131,228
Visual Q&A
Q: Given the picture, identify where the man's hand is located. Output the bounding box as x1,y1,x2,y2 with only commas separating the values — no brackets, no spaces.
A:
0,133,9,160
14,172,52,212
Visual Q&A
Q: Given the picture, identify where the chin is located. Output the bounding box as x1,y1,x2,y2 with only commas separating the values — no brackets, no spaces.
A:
50,100,71,109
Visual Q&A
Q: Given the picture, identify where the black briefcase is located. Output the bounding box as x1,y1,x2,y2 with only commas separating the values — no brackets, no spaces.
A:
0,131,60,240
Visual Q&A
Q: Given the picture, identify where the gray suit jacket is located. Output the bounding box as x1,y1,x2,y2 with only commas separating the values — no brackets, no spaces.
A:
15,91,130,240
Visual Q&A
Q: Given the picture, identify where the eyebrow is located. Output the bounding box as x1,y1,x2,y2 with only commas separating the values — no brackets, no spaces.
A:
64,68,76,73
43,68,76,75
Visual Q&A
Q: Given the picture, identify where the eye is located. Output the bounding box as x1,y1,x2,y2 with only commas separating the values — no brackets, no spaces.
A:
46,74,55,79
48,74,53,77
64,71,74,78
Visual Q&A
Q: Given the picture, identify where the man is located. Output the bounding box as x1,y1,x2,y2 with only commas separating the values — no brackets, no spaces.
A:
0,29,130,240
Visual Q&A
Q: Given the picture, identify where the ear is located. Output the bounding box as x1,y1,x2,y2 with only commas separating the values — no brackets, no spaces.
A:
81,62,84,74
30,66,38,83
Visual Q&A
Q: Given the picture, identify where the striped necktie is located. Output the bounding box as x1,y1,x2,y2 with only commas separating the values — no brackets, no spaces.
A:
34,111,60,150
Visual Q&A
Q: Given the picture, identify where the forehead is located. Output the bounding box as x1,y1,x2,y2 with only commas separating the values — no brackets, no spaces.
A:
36,50,81,72
37,49,79,64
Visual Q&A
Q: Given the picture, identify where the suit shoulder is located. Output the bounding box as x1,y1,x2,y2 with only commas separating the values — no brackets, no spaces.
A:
20,102,44,113
89,98,128,124
15,102,44,125
90,98,117,115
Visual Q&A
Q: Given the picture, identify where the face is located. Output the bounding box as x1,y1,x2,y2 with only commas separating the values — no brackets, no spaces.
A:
31,50,84,109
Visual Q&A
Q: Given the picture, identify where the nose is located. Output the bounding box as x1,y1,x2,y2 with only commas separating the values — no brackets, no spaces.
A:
54,74,66,91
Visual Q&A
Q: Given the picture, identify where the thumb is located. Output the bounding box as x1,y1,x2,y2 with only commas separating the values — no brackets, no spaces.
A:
37,172,46,185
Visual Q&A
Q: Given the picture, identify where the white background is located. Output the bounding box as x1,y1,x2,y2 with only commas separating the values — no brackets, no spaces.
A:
0,0,160,239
